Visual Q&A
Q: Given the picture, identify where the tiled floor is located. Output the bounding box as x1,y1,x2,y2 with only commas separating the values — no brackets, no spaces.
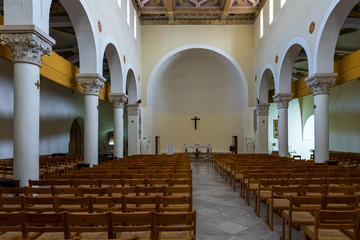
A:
191,160,302,240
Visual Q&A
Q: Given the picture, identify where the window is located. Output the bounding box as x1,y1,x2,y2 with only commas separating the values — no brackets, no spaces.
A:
269,0,273,24
281,0,286,8
127,0,130,25
134,10,137,38
260,9,263,38
117,0,121,8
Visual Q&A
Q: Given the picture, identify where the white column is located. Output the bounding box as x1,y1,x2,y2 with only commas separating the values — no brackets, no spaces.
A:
0,25,55,186
127,104,140,156
109,93,128,158
273,93,293,157
76,74,105,166
255,104,270,154
306,73,336,163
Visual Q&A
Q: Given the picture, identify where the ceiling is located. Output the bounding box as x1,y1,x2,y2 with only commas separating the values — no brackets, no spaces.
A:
131,0,265,25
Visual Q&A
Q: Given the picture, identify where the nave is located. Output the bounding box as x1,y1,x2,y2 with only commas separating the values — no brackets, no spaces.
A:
192,160,301,240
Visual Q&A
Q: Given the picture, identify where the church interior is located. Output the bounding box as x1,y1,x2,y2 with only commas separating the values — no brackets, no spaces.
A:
0,0,360,239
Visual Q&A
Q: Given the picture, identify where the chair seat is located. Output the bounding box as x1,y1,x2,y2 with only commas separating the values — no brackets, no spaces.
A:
283,210,315,224
0,232,23,240
271,198,290,208
304,226,353,240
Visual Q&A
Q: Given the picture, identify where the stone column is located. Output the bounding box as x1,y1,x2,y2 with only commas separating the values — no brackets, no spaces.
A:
0,25,55,186
109,93,128,158
306,73,336,163
127,103,140,156
255,104,270,154
273,93,293,157
76,74,105,166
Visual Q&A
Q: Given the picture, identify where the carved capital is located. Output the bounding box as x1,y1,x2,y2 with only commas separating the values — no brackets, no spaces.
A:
273,93,293,109
306,73,337,96
109,93,128,108
127,103,140,116
0,25,55,67
76,73,106,96
256,104,270,116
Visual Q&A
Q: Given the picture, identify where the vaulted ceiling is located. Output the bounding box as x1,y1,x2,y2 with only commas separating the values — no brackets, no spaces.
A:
132,0,265,25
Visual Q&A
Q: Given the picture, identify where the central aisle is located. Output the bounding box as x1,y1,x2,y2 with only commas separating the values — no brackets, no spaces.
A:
191,160,302,240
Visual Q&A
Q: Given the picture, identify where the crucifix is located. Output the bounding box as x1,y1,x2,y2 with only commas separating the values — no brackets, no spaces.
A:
35,80,40,89
191,116,200,130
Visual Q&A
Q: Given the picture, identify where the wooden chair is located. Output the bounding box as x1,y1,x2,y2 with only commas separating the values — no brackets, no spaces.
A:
109,186,137,197
281,195,323,240
64,212,111,239
146,179,169,187
82,187,108,197
28,179,52,188
169,179,192,187
137,186,165,197
322,195,358,210
123,196,158,212
22,212,65,240
90,196,123,213
54,196,91,213
110,212,153,239
266,185,298,231
157,196,192,212
154,211,196,240
50,179,74,188
52,186,84,197
164,186,192,197
100,179,123,187
304,209,360,240
0,187,25,197
0,212,23,239
24,186,53,197
254,179,282,217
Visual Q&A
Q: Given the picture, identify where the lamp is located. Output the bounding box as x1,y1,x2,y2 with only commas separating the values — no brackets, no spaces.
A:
108,131,114,145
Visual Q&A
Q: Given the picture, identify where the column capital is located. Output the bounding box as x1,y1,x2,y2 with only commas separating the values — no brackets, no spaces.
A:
306,73,337,96
256,104,270,116
127,103,140,116
0,25,55,67
273,93,293,109
109,93,128,108
76,73,106,96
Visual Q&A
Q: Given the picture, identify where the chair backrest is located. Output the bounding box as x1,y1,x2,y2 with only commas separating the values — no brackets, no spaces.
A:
24,186,53,197
123,196,158,212
64,212,110,239
22,212,65,239
290,195,323,213
0,187,25,197
108,186,136,197
136,186,165,196
164,186,192,196
297,185,327,196
52,186,83,197
50,179,74,188
54,196,91,213
110,211,153,239
158,195,192,212
100,179,122,187
22,196,55,213
323,195,358,210
82,187,108,197
0,196,23,212
90,196,123,212
28,179,52,188
154,211,196,240
0,212,23,233
313,209,360,240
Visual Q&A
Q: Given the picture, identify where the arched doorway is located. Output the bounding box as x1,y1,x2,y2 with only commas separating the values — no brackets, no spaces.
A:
69,118,83,156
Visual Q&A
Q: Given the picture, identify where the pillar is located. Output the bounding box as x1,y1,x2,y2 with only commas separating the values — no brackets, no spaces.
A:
255,104,270,154
273,93,293,157
76,74,105,166
306,73,336,163
109,93,128,158
0,25,55,185
127,103,140,155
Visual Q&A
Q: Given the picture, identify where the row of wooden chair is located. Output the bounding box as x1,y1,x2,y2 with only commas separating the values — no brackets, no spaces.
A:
28,177,191,188
49,172,192,180
0,195,192,213
0,210,196,240
1,186,192,197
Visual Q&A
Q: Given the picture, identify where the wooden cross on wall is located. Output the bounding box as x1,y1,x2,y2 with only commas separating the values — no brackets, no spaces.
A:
191,116,200,130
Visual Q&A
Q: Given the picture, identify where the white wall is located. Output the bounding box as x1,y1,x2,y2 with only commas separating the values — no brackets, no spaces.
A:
0,57,86,158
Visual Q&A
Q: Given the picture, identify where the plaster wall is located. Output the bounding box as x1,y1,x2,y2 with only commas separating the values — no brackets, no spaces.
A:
85,0,141,93
0,57,86,158
254,0,334,102
141,25,254,107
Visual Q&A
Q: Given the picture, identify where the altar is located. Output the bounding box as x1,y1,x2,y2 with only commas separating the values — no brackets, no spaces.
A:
182,144,212,159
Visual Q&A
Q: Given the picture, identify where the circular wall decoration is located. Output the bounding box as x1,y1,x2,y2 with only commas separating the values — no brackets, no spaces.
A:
98,20,102,33
309,21,315,34
123,55,126,63
275,55,278,64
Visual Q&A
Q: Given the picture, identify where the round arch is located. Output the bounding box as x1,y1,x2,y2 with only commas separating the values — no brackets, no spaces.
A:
313,0,359,74
126,68,138,104
147,44,249,108
277,37,312,94
100,38,124,93
59,0,99,73
257,64,276,104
